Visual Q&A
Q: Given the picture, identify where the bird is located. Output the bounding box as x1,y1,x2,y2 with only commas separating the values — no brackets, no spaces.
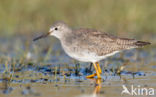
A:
33,21,151,79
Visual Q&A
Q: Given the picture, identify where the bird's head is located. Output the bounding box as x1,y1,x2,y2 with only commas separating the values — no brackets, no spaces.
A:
33,21,71,41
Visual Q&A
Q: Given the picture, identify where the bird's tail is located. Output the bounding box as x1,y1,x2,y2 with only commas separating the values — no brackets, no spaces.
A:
134,41,151,47
117,38,151,49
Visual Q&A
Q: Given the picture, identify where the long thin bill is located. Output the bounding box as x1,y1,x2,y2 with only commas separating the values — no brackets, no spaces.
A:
33,32,50,41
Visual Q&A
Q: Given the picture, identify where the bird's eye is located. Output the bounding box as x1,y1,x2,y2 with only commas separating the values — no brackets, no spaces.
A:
54,27,58,30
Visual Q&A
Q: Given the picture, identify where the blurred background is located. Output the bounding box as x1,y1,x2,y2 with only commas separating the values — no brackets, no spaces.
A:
0,0,156,39
0,0,155,97
0,0,155,63
0,0,155,68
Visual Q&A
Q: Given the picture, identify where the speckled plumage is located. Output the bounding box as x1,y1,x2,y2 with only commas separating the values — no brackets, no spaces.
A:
63,28,136,56
34,21,151,63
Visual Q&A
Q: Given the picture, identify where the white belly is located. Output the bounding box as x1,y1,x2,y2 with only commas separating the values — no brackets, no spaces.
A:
73,51,119,63
63,47,119,63
61,40,120,63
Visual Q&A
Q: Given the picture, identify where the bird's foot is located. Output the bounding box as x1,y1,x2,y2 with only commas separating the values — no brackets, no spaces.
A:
86,62,102,79
86,73,97,78
86,73,101,79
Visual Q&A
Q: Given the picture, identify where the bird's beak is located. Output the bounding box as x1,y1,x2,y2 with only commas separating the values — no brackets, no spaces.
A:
33,32,51,41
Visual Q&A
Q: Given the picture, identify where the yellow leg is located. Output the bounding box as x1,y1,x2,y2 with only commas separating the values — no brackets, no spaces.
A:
93,63,101,79
86,62,101,79
86,73,96,78
96,62,102,74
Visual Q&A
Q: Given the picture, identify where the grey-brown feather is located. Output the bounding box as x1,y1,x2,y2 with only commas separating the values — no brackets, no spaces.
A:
62,28,150,56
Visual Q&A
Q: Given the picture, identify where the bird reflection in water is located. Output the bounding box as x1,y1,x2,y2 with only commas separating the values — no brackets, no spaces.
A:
93,78,102,95
83,78,102,97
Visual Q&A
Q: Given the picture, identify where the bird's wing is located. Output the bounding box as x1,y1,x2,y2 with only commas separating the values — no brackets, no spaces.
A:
72,28,150,56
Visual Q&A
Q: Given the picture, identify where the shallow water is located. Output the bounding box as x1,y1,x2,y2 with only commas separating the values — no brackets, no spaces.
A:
0,37,155,97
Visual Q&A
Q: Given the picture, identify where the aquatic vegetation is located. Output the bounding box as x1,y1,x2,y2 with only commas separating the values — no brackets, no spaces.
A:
0,0,155,96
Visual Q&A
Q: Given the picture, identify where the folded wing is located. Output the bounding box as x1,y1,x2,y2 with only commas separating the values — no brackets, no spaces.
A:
73,28,150,56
